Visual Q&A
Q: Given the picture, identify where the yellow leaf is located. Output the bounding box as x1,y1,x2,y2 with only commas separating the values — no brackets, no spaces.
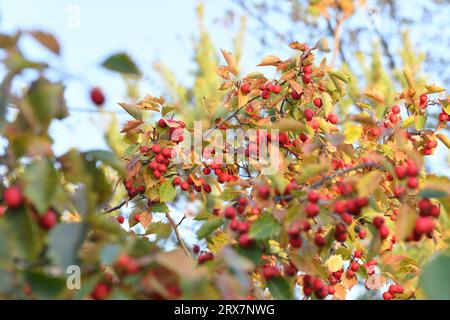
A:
424,84,445,94
257,54,282,67
216,66,230,80
332,284,347,300
120,120,143,133
288,80,303,95
326,255,344,272
364,88,385,104
357,171,383,197
343,125,362,144
238,90,249,108
220,49,237,76
140,211,153,228
289,41,308,51
395,204,416,241
208,232,230,254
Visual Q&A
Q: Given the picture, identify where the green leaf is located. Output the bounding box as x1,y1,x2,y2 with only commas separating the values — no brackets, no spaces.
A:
48,223,88,269
419,254,450,300
402,115,415,128
249,214,281,240
267,277,293,300
24,271,65,299
24,159,58,214
419,189,448,198
84,150,125,175
159,180,177,202
102,53,141,76
118,102,143,120
414,115,426,131
152,202,169,213
196,218,224,239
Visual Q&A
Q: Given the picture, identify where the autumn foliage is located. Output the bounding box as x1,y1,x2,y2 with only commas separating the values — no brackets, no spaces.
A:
1,15,450,300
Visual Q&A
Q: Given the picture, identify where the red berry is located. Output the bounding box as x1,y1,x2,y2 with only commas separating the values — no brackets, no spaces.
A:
373,216,385,228
305,203,320,218
302,65,312,74
91,282,110,300
203,184,212,193
419,93,428,105
333,200,346,214
394,165,407,179
39,209,58,230
304,108,314,121
257,185,271,200
389,114,398,124
379,224,389,239
239,233,253,248
439,112,449,122
369,127,380,137
90,87,105,106
383,291,393,300
391,105,400,114
173,176,181,186
272,84,282,94
202,167,211,175
415,216,434,235
289,236,303,248
350,261,359,272
193,245,200,254
158,118,167,128
354,249,363,259
180,182,189,191
261,90,270,100
291,90,301,100
302,74,312,84
406,161,419,177
153,170,161,178
327,113,338,124
3,186,24,209
162,147,173,158
152,144,161,154
262,266,280,280
224,207,237,219
426,140,438,149
314,234,326,247
240,82,250,94
116,216,124,224
313,97,323,108
307,190,320,203
407,177,419,189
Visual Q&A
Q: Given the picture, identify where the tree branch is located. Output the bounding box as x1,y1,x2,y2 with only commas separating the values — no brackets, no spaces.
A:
166,212,192,259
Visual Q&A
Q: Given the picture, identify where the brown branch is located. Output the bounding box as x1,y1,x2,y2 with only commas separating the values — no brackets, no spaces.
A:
330,16,345,68
165,212,192,259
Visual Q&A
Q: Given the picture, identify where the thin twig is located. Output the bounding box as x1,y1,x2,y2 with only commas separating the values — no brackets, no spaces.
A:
166,212,192,259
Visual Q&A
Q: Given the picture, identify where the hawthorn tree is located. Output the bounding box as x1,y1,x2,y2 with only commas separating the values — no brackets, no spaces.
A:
1,27,450,300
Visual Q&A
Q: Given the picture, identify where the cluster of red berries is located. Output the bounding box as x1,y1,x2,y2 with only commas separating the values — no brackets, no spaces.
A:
419,93,428,108
262,265,281,280
393,159,420,189
438,109,449,122
123,179,146,198
373,216,390,239
202,160,238,185
422,139,438,156
384,104,401,127
145,143,174,179
328,268,343,286
305,190,321,218
157,117,186,143
382,284,404,300
1,186,58,230
405,198,439,241
197,251,214,264
302,274,330,299
259,81,282,100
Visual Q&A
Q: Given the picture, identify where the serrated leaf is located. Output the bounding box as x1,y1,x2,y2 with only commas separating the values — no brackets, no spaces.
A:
258,55,282,67
326,255,344,272
159,180,177,202
343,125,362,144
196,218,224,239
249,214,281,240
364,88,385,104
102,53,141,76
220,49,237,75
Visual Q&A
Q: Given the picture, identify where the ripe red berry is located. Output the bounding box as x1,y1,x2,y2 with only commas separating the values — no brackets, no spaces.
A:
302,65,312,74
240,82,250,94
314,234,326,247
197,252,214,264
39,209,57,230
153,170,161,178
373,216,385,228
239,233,253,248
116,216,125,224
407,177,419,189
272,84,282,94
3,186,24,209
90,87,105,106
426,140,437,149
91,282,111,300
158,118,167,128
389,114,398,124
302,74,312,84
304,108,314,121
383,291,393,300
257,185,271,200
291,90,301,100
406,161,419,177
419,93,428,106
193,245,200,254
305,203,320,218
307,190,320,203
379,224,389,239
415,216,434,235
289,236,303,248
262,266,280,280
313,97,323,108
333,200,347,214
439,112,449,122
173,176,181,186
162,147,173,158
391,105,400,114
369,127,380,137
203,184,212,193
224,206,237,219
180,182,189,191
327,113,338,124
152,144,161,154
394,165,407,179
261,90,270,100
354,249,363,259
350,261,359,272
